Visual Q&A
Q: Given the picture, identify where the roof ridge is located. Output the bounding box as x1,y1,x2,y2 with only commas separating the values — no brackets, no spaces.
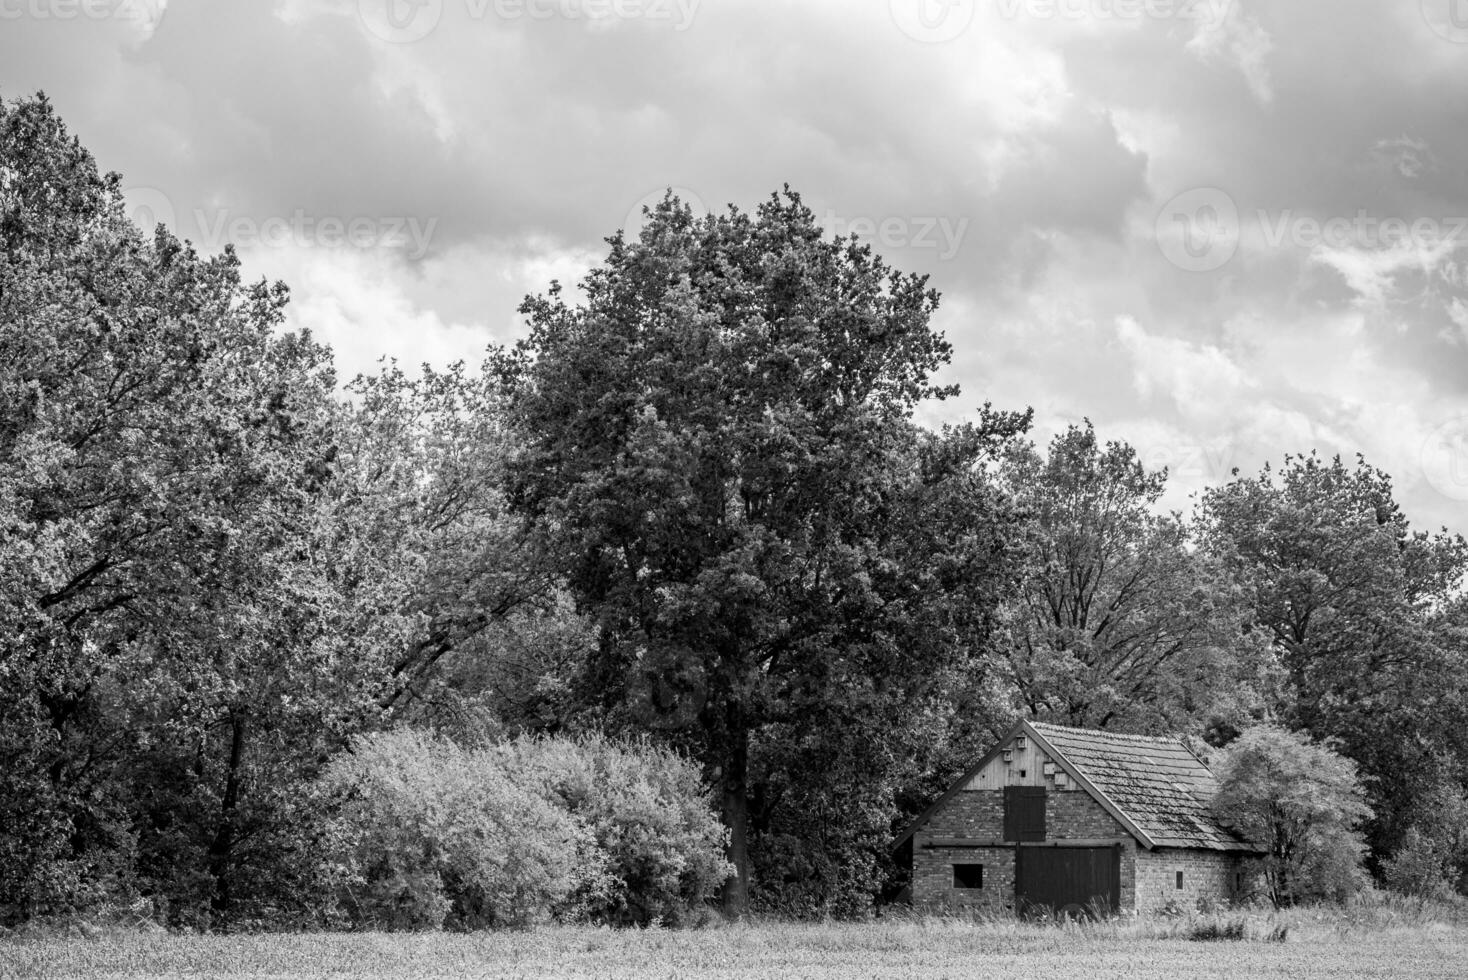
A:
1029,722,1189,745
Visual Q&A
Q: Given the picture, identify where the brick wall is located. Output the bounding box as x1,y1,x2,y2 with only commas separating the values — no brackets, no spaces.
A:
912,787,1138,910
912,789,1012,910
1133,847,1244,911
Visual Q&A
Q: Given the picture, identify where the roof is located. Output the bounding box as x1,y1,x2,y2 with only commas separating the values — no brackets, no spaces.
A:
894,720,1262,854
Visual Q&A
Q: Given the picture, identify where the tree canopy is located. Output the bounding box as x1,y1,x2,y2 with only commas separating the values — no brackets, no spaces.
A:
496,189,1029,914
4,92,1468,925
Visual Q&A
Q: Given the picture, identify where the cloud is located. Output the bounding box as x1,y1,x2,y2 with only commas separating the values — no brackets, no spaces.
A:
1372,136,1437,179
1312,238,1463,308
4,0,1468,532
1186,1,1275,104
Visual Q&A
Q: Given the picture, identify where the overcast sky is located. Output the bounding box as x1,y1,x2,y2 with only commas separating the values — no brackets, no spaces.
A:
4,0,1468,531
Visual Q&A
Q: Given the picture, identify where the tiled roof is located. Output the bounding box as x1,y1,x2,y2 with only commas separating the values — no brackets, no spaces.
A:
1028,722,1258,852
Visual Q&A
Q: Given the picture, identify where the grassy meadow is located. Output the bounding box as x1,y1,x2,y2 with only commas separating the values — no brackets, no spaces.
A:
3,908,1467,980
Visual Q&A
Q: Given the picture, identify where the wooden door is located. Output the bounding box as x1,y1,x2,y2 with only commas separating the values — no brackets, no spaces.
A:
1015,846,1120,919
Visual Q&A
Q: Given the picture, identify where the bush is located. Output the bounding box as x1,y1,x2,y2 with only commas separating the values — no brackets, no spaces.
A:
1383,828,1457,901
316,730,729,930
1385,772,1468,900
496,734,731,926
1211,725,1372,905
1188,917,1246,941
319,730,602,930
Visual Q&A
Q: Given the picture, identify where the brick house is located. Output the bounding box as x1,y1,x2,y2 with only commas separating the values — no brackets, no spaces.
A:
894,720,1263,915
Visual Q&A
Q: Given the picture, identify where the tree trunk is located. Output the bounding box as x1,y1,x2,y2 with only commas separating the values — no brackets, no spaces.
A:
208,711,247,925
719,708,751,918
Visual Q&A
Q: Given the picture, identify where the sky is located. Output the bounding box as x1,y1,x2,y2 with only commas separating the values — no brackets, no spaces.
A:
3,0,1468,532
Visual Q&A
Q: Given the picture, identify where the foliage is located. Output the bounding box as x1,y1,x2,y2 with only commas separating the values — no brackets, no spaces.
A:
0,92,359,925
1382,774,1468,900
317,730,728,930
496,734,732,925
8,92,1468,926
996,422,1271,734
328,362,559,722
1383,829,1458,902
1212,725,1373,905
496,188,1030,914
399,595,598,741
319,729,601,930
1199,454,1468,860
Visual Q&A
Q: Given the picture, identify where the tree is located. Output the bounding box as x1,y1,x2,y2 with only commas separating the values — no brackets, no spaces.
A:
0,93,351,923
496,189,1028,914
996,422,1269,734
324,361,562,723
1199,454,1468,862
1211,725,1372,905
1382,765,1468,900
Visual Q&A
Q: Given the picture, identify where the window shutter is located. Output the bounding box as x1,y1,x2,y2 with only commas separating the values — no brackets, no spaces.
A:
1005,785,1046,842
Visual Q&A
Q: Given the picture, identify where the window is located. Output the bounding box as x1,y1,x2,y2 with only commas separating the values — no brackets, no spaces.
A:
1176,871,1185,889
953,864,984,889
1003,786,1046,841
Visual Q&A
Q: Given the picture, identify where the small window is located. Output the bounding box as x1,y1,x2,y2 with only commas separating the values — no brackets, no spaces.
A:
1176,871,1185,889
953,864,984,890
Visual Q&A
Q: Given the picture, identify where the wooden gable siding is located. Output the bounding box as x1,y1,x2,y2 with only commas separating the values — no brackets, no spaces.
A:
959,730,1079,792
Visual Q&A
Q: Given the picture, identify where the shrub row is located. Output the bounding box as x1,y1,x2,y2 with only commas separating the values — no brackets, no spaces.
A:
317,730,731,930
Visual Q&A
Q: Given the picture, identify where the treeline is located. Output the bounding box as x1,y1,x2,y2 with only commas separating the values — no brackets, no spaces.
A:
2,93,1467,928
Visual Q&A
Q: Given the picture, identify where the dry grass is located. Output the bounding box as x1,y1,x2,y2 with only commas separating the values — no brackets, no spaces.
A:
2,908,1466,979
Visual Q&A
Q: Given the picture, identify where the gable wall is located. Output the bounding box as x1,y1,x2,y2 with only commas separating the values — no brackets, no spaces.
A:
912,748,1139,910
961,735,1066,789
912,789,1016,911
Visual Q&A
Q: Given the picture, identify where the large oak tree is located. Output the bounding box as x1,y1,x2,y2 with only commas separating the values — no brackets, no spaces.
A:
497,190,1027,913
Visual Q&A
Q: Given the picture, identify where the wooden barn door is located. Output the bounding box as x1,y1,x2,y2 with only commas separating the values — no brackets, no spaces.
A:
1015,846,1120,920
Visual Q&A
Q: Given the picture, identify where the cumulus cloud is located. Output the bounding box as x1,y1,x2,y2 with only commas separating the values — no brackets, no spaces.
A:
3,0,1468,530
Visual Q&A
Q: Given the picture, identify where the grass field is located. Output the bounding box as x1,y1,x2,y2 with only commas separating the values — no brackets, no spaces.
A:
3,913,1467,979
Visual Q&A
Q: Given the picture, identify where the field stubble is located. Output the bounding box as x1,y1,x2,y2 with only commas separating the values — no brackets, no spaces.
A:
2,911,1466,979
